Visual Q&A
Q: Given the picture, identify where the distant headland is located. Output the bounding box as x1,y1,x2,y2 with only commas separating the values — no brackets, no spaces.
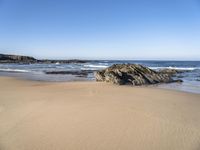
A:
0,54,89,64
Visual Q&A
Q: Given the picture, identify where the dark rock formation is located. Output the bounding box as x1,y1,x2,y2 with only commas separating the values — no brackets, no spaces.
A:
95,64,182,85
0,54,89,64
0,54,37,63
45,70,95,77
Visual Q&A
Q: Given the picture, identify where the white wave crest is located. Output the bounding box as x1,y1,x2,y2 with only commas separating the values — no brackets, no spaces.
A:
84,64,108,68
0,68,30,73
149,67,198,71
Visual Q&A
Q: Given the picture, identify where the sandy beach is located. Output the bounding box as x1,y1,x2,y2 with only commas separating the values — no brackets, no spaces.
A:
0,77,200,150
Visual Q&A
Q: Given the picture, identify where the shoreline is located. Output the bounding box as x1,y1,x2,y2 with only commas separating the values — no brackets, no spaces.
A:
1,60,200,94
0,76,200,150
0,74,200,95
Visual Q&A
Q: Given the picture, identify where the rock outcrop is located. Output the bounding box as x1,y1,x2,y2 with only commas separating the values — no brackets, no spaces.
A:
95,64,182,85
0,54,37,63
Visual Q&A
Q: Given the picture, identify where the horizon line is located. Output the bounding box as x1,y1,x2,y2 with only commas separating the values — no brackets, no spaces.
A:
1,53,200,61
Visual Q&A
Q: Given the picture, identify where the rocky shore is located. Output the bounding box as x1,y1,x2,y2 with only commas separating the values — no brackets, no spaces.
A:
95,64,182,85
45,70,95,77
0,54,89,64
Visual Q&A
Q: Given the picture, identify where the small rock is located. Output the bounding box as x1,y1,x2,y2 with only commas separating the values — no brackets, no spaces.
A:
159,69,188,75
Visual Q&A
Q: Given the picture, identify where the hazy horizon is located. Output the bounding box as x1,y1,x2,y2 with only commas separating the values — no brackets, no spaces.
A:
0,0,200,60
2,52,200,61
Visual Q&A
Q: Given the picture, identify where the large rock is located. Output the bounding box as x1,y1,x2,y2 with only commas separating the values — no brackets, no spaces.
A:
95,64,182,85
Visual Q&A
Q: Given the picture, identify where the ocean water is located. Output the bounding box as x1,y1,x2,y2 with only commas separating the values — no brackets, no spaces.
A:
0,60,200,94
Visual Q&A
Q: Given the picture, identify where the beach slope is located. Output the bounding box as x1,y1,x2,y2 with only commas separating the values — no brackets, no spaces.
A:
0,77,200,150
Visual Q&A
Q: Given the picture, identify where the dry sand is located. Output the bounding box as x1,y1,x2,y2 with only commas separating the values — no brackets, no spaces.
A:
0,77,200,150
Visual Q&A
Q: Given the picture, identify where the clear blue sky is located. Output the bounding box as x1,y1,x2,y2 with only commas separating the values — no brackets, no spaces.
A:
0,0,200,60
